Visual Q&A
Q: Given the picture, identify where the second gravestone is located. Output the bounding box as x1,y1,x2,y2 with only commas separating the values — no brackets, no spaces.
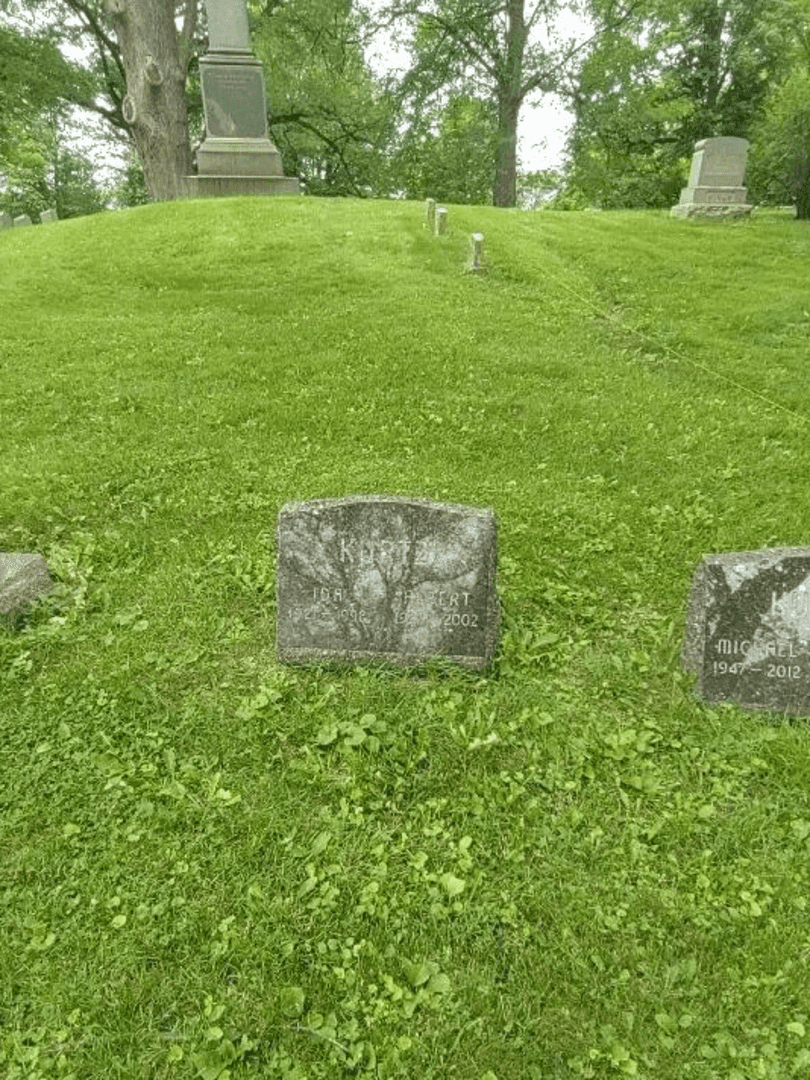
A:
276,496,499,669
683,547,810,715
671,136,753,219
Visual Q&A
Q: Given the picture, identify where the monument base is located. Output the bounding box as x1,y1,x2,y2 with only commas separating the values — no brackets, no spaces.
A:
196,135,285,176
182,175,300,198
671,202,753,220
672,179,753,219
677,185,749,204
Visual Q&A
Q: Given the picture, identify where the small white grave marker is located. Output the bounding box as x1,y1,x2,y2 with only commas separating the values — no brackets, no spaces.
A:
466,232,486,275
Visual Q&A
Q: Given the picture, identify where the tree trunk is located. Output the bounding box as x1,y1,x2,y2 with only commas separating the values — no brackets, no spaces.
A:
106,0,192,200
493,0,527,208
494,93,521,207
796,154,810,219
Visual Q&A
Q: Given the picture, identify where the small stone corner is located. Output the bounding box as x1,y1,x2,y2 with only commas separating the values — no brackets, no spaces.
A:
0,553,54,628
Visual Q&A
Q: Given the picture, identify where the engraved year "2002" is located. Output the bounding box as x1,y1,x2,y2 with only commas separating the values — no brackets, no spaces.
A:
444,612,478,627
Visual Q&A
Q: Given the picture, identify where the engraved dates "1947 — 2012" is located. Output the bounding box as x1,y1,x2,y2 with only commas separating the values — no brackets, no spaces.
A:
276,496,499,669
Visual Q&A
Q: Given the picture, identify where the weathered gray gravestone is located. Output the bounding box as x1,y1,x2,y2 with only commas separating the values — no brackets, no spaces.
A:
683,547,810,715
184,0,299,197
435,207,448,235
40,209,58,223
13,215,32,227
276,496,499,669
0,553,53,626
672,137,753,219
0,212,12,230
425,198,436,232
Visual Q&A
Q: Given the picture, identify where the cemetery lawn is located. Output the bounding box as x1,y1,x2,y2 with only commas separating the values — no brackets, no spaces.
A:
3,198,810,1080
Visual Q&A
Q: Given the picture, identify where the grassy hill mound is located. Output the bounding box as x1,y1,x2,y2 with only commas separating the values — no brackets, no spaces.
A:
2,198,810,1079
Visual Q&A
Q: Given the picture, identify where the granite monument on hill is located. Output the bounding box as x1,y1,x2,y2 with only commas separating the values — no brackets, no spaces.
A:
184,0,299,197
672,137,753,219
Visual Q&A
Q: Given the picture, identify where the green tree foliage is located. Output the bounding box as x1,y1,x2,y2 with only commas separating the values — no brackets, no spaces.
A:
747,2,810,217
0,107,106,220
53,147,106,216
752,71,810,217
254,0,396,196
0,22,92,161
381,0,600,207
108,150,150,207
565,0,797,208
391,93,497,202
563,24,693,207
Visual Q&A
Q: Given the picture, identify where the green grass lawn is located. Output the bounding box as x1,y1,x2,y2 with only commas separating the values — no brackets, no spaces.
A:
2,197,810,1080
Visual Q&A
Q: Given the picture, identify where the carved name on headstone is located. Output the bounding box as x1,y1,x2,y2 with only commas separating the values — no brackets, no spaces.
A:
276,496,499,669
683,547,810,715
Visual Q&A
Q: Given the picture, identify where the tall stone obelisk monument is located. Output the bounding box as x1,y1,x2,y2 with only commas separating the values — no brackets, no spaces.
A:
185,0,299,196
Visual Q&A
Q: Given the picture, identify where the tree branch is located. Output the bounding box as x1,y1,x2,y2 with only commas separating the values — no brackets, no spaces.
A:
63,0,126,84
269,112,369,195
72,95,128,130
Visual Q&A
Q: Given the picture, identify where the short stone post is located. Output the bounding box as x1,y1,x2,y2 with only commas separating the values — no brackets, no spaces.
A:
435,206,448,235
425,198,436,232
466,232,486,275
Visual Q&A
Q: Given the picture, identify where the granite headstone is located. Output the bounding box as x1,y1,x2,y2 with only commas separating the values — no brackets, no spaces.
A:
0,553,53,626
672,137,753,219
276,496,499,669
683,547,810,715
0,212,12,230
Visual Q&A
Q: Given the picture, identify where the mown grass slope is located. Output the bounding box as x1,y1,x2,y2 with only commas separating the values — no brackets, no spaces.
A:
2,198,810,1080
